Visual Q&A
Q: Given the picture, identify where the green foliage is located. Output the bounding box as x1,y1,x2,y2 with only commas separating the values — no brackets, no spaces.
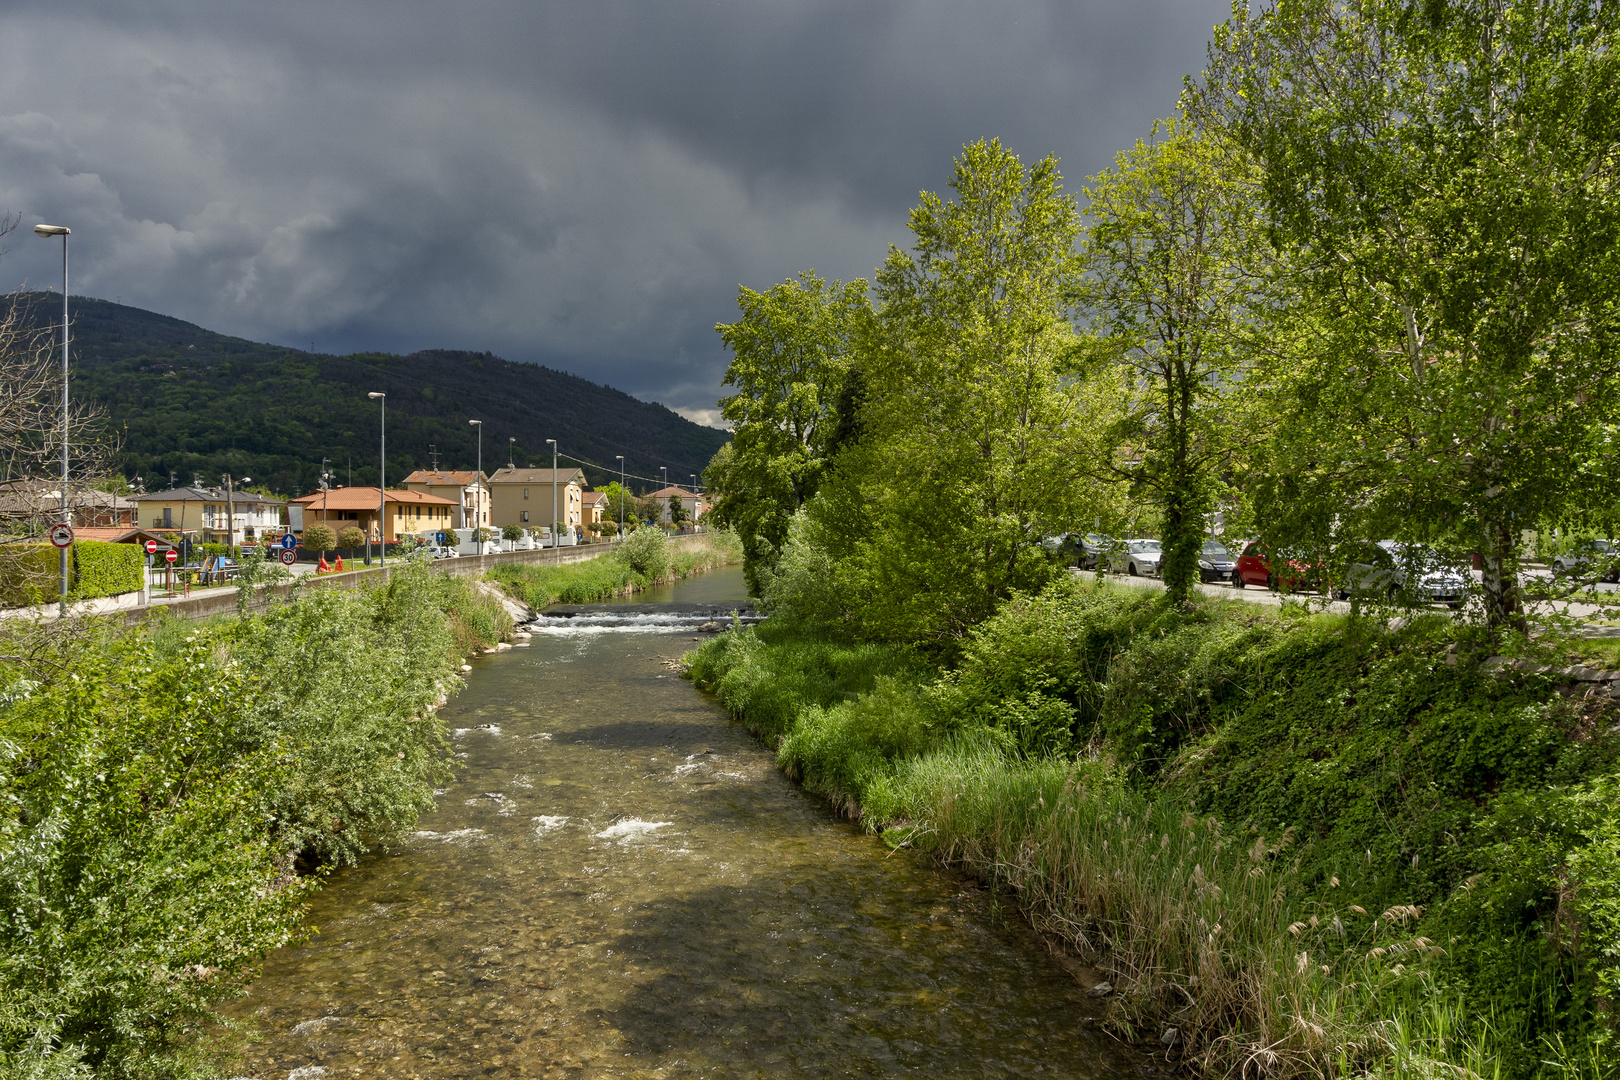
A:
0,555,503,1076
1198,0,1620,630
690,581,1620,1075
490,557,640,607
337,526,367,548
67,542,144,601
709,273,871,593
756,509,851,630
613,526,670,581
1081,118,1269,600
302,523,336,553
500,524,523,542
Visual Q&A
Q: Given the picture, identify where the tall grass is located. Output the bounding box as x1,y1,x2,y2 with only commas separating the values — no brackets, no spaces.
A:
490,530,744,608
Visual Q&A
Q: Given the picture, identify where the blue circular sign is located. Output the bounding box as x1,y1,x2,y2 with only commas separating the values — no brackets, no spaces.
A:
279,533,298,550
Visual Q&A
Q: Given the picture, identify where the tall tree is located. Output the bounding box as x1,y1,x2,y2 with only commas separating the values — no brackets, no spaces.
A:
1198,0,1620,632
709,273,869,593
825,139,1117,649
1081,119,1270,600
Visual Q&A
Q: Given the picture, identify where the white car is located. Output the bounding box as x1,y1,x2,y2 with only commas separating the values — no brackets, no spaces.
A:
1552,539,1619,583
1336,541,1467,608
1110,538,1163,577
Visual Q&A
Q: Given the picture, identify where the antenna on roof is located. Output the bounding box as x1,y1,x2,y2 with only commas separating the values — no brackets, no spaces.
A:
429,444,440,471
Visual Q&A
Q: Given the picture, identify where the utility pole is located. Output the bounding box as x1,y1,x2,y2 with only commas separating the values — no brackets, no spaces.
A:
547,439,558,546
615,455,625,537
469,420,483,555
34,223,70,614
368,392,386,566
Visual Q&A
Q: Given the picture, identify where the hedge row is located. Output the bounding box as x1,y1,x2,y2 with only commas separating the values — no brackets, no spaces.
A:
0,541,146,607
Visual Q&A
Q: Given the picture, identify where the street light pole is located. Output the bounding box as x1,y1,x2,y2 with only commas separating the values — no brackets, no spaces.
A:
469,419,483,556
546,438,557,547
368,392,386,566
660,467,668,525
35,224,69,614
615,455,624,537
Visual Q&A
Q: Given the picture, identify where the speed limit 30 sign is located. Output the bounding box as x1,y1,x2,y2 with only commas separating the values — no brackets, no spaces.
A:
279,549,298,566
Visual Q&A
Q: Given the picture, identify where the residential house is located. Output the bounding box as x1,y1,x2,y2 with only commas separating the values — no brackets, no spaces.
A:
0,480,137,530
134,487,286,544
646,486,710,526
580,490,607,526
400,469,490,531
288,487,458,544
487,467,585,532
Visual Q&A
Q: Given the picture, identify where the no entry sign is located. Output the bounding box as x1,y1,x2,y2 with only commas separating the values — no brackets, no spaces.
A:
144,539,158,554
164,548,178,564
48,523,74,548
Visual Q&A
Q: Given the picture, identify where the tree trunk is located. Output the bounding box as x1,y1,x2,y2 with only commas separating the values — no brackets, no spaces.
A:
1480,517,1526,635
1161,480,1201,603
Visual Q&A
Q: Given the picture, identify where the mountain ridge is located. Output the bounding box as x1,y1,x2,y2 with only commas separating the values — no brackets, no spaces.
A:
13,292,728,496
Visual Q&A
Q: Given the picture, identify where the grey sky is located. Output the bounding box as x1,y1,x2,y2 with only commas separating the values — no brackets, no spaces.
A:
0,1,1228,427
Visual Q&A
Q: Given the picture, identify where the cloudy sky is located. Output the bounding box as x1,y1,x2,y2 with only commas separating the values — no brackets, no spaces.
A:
0,0,1228,427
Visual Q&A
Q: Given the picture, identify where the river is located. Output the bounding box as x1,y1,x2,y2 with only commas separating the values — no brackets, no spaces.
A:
224,564,1135,1079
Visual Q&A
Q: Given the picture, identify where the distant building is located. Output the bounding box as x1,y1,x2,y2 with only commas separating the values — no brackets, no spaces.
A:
400,469,489,531
0,480,137,531
646,486,710,526
580,490,608,525
133,486,285,544
287,487,458,544
487,467,585,532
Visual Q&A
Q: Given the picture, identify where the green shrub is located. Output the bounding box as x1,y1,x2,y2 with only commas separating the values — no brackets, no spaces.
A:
501,524,524,542
338,526,367,548
302,523,336,552
68,541,144,600
614,525,670,580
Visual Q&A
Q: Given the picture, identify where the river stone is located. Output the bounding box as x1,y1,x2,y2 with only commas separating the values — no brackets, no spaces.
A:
1161,1027,1181,1047
1086,981,1112,997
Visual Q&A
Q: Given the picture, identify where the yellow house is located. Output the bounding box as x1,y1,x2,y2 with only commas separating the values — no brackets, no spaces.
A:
288,487,458,544
133,485,286,544
488,467,584,531
400,469,489,531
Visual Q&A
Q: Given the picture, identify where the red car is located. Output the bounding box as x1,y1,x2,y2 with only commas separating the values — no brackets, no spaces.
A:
1231,541,1324,592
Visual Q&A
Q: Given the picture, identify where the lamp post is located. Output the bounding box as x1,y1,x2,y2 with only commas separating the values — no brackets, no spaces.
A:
508,435,516,469
368,392,386,566
546,438,558,547
469,419,483,555
615,455,624,538
660,467,668,526
691,474,698,531
35,223,69,614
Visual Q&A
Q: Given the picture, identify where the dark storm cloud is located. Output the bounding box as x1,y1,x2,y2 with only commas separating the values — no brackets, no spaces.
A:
0,0,1228,425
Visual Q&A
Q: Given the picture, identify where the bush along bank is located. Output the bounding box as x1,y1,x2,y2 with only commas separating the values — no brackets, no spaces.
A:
488,527,743,608
0,554,511,1080
686,575,1620,1079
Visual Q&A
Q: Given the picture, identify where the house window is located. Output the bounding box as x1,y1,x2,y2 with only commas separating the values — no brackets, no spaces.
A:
521,511,529,522
523,488,529,499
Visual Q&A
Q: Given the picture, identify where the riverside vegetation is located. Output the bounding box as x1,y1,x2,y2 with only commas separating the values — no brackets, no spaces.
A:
688,573,1620,1078
0,555,512,1079
487,527,742,608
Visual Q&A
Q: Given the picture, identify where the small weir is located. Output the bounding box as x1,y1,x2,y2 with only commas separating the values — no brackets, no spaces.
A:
223,565,1133,1079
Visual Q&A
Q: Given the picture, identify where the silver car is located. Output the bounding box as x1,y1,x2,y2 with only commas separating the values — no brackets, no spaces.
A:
1337,541,1467,608
1110,538,1163,578
1551,539,1619,583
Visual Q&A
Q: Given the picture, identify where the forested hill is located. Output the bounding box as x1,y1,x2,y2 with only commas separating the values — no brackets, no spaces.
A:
18,293,729,496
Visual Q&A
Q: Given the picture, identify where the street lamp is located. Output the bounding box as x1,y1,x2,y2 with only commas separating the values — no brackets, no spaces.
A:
546,438,558,547
660,467,668,526
469,419,483,555
368,392,386,566
615,454,625,537
35,223,69,613
508,435,516,469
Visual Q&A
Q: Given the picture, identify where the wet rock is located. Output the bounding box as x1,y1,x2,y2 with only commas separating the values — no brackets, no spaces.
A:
1160,1027,1181,1047
1086,981,1112,997
696,620,725,633
459,663,473,673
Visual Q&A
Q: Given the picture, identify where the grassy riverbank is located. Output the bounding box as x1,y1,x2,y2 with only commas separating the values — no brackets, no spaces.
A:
0,557,510,1079
687,577,1620,1078
488,528,742,607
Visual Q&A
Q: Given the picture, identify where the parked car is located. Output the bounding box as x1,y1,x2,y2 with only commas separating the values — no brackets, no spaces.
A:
1551,539,1620,583
1110,538,1163,577
1197,539,1237,583
1041,532,1111,569
1336,541,1467,608
1078,533,1111,570
426,545,460,559
1231,541,1322,591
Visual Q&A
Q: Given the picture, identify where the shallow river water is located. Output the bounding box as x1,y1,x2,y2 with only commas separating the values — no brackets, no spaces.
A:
225,565,1135,1079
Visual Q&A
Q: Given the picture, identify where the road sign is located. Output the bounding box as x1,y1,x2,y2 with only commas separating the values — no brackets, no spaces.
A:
48,523,74,548
145,538,159,554
164,548,178,564
279,549,298,566
279,533,297,550
435,531,448,545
